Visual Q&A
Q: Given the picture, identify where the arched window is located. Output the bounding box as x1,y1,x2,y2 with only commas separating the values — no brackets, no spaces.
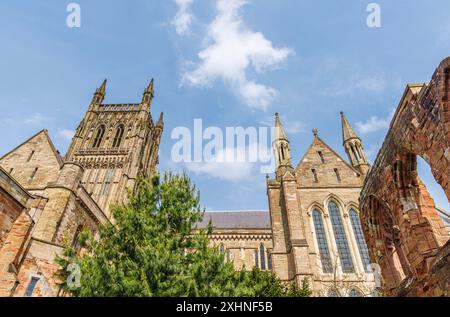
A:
349,209,372,273
328,288,339,297
348,288,363,297
260,244,266,271
312,210,333,273
328,201,354,273
72,225,84,250
92,125,105,148
254,249,259,268
226,250,231,262
267,250,272,271
101,169,115,196
112,125,125,148
350,144,360,162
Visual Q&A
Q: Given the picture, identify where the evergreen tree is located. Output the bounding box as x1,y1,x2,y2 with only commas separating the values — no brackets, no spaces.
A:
56,172,310,297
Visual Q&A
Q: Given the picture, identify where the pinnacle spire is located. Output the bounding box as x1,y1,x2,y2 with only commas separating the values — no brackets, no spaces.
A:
146,78,154,94
92,79,107,105
341,111,360,144
142,78,155,105
98,79,107,94
156,112,164,127
274,113,289,142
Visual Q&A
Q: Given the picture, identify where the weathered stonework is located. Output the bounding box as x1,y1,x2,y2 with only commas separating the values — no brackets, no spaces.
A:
0,80,162,297
360,57,450,297
265,114,376,297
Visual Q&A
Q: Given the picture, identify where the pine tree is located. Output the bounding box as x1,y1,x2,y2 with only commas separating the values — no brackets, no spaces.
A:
56,172,310,297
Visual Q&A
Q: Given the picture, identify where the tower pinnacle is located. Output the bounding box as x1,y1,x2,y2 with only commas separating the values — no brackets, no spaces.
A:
340,112,370,176
272,113,293,179
142,78,155,106
92,79,107,105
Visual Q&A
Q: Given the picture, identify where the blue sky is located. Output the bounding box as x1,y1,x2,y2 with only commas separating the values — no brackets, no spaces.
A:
0,0,449,211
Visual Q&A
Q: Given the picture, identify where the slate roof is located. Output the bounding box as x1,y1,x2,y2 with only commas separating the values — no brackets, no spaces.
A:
196,211,271,229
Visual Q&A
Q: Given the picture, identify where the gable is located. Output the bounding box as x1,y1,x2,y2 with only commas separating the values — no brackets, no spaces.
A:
0,130,62,190
295,137,363,188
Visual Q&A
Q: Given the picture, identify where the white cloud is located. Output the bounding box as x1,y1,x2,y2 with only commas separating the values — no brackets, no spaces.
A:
185,146,254,181
184,142,272,181
58,129,75,140
181,0,293,110
172,0,194,36
356,108,395,134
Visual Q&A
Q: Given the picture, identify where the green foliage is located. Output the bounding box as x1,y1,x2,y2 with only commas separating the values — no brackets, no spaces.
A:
56,172,310,297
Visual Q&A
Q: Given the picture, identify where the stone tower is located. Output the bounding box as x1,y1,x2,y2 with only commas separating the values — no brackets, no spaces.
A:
267,114,314,286
267,113,376,296
65,79,163,219
341,112,370,176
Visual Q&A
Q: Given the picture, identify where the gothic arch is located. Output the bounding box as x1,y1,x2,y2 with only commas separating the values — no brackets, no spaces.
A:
323,194,346,212
307,202,326,215
92,125,106,148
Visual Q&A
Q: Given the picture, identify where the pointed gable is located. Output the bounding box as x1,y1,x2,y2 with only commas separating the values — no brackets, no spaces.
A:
295,136,362,188
0,130,62,190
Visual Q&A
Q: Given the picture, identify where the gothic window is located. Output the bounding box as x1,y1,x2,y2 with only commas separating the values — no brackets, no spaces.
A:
334,168,341,182
267,250,272,271
328,201,354,273
318,151,325,164
29,167,38,182
226,250,231,262
349,209,372,273
281,145,285,160
92,125,105,148
27,150,35,162
312,210,333,273
254,249,259,268
351,144,360,162
25,276,40,297
72,225,84,250
348,289,363,297
112,125,125,148
311,169,318,183
260,244,266,270
101,169,115,196
356,144,364,161
328,288,339,297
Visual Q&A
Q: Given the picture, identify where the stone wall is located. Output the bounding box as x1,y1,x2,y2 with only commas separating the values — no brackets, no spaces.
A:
360,57,450,296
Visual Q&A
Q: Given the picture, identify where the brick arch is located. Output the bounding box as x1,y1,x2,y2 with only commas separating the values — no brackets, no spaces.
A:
360,57,450,296
362,195,412,294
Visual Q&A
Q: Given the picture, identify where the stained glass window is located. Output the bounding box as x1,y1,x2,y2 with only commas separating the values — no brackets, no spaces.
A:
350,209,372,273
328,201,354,273
312,210,333,273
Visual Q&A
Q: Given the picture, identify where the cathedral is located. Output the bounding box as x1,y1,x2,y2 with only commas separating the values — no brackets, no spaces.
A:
1,57,449,298
199,113,376,297
0,80,163,296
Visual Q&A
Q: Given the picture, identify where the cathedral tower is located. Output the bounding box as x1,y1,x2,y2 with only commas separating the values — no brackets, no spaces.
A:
65,79,163,219
273,113,293,179
340,112,370,176
267,113,313,286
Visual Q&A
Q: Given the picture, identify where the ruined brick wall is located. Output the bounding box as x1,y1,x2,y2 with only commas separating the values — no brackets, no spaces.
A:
0,188,24,249
360,57,450,297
